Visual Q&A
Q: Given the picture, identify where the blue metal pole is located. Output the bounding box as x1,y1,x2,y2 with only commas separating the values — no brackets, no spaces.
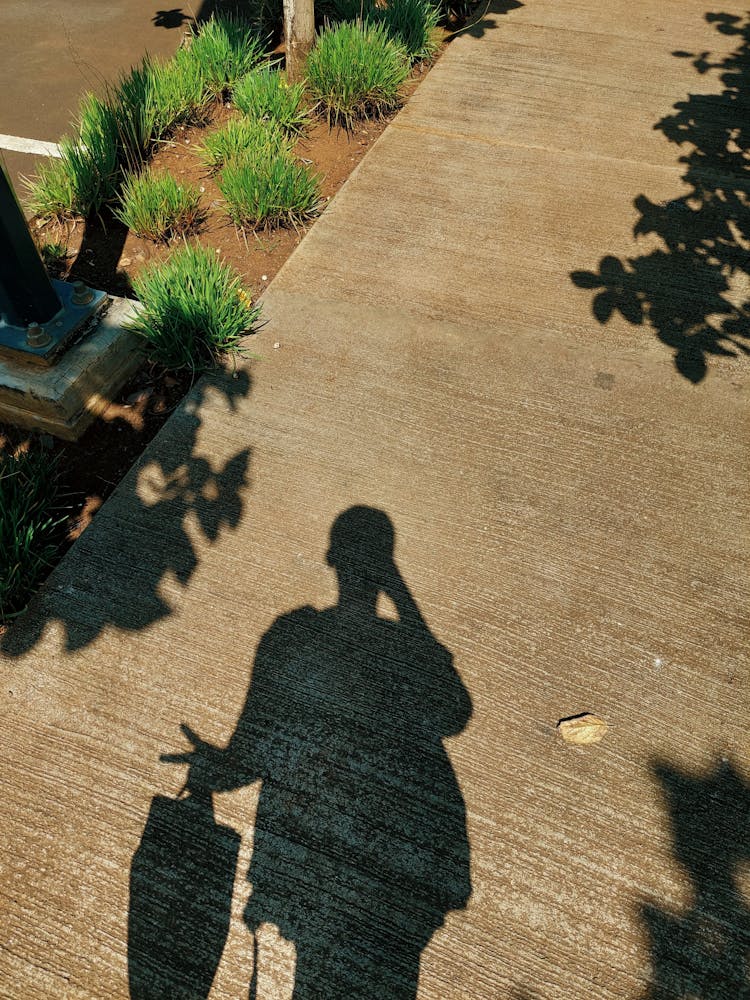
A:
0,164,62,328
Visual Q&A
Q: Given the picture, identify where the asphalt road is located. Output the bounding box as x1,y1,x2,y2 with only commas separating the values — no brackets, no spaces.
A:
0,0,235,204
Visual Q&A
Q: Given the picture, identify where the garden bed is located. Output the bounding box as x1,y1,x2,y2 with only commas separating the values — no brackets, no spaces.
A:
39,110,403,299
0,16,443,626
14,109,401,525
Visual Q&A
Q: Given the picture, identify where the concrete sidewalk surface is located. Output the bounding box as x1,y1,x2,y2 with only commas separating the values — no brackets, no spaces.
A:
1,1,748,997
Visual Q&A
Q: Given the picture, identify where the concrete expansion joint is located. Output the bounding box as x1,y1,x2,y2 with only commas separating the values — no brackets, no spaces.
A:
390,119,687,173
391,120,504,149
495,20,676,46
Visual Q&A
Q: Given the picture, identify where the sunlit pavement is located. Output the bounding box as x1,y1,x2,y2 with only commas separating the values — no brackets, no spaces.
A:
1,1,748,997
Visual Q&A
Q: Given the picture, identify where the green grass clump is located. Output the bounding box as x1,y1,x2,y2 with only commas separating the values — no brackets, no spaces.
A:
218,149,322,230
25,93,120,219
150,50,213,138
40,241,70,277
40,241,68,265
24,159,75,221
24,15,272,220
109,50,210,160
115,169,203,241
25,47,213,220
130,244,261,369
95,52,210,171
26,68,152,220
111,58,161,169
188,15,266,97
0,449,61,623
75,92,121,195
307,21,410,129
233,67,309,136
198,117,292,172
378,0,441,62
331,0,441,62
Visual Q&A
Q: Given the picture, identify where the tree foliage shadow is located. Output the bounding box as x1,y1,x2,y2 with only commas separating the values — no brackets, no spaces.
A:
642,758,750,999
152,8,194,29
571,12,750,383
154,0,523,39
128,507,472,999
1,369,252,656
152,0,268,30
459,0,523,40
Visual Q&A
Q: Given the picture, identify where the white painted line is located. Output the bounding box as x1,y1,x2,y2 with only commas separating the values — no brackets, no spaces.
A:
0,134,62,158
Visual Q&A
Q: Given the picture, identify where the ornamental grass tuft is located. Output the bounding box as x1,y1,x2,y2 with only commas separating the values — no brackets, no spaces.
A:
331,0,441,62
25,93,120,220
24,159,76,222
378,0,441,62
149,50,213,138
188,15,267,97
24,15,272,219
40,241,70,277
218,149,322,230
233,66,309,136
197,117,292,173
111,58,162,169
115,169,203,241
306,21,410,130
0,448,62,623
130,244,262,370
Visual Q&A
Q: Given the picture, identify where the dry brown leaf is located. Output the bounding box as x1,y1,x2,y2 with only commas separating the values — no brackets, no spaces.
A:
557,713,608,745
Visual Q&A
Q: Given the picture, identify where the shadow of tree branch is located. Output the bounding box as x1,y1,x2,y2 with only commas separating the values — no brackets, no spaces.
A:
571,11,750,383
1,368,252,656
641,758,750,998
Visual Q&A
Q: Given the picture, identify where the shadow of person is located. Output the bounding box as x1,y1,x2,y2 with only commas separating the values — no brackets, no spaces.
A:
142,506,472,999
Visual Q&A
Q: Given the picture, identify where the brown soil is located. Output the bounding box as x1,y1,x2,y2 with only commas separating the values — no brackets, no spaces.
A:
0,62,437,619
47,112,397,301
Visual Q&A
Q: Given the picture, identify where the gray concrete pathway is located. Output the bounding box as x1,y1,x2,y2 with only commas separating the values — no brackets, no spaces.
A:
1,1,748,998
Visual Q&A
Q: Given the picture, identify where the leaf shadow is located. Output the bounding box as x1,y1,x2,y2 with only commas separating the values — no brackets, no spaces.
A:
570,11,750,383
1,368,253,656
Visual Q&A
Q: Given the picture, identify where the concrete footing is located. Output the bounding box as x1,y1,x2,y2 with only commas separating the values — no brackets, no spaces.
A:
0,295,143,440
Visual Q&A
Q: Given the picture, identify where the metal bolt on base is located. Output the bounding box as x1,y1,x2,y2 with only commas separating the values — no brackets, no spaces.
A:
0,163,107,364
26,322,52,348
71,280,95,307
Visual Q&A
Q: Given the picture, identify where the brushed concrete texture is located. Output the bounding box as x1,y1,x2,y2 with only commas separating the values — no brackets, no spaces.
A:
1,1,748,998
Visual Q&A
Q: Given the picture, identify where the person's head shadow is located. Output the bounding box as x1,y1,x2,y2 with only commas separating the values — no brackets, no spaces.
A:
325,504,397,611
129,506,473,999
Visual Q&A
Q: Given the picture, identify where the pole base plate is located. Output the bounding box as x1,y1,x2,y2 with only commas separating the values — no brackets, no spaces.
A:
0,279,108,366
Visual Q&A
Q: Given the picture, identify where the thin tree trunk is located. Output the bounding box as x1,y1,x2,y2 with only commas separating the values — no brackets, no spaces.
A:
283,0,315,83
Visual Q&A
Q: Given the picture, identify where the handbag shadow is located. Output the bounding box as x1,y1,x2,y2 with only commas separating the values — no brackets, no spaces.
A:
128,790,241,1000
